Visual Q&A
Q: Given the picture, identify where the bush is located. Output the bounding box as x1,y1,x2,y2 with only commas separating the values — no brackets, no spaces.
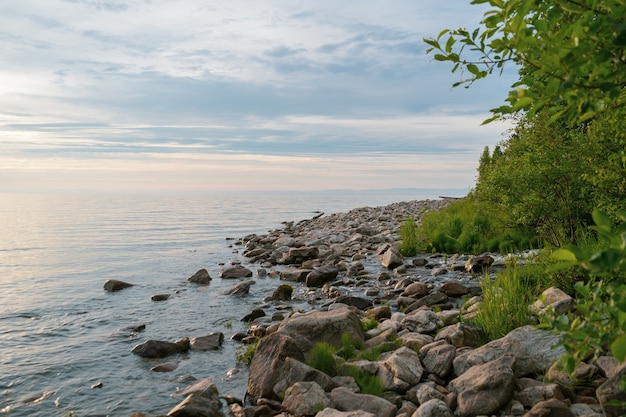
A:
399,217,420,256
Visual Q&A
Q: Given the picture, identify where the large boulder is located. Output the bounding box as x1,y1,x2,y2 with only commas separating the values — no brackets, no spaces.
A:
190,332,224,351
464,255,494,273
281,381,333,416
131,338,190,358
400,309,442,334
448,355,516,417
167,379,224,417
188,269,211,284
246,332,304,401
224,280,254,296
376,347,424,393
103,279,134,292
330,387,396,417
452,325,565,377
420,340,456,378
277,308,364,353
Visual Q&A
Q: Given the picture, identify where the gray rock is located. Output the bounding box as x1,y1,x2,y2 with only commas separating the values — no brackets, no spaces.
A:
448,355,516,417
452,325,565,377
415,384,446,405
271,283,293,301
190,332,224,351
273,357,340,400
167,380,224,417
532,286,576,315
401,309,442,334
131,337,190,358
412,399,453,417
278,308,364,353
435,322,485,348
596,362,626,417
315,409,376,417
306,266,339,287
224,280,254,296
330,387,396,417
420,340,456,378
188,268,211,284
377,347,424,393
381,248,403,269
464,255,494,273
524,398,574,417
282,381,332,416
247,332,304,401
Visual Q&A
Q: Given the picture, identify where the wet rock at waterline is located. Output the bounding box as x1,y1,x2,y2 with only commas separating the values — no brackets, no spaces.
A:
103,279,134,292
218,265,252,279
131,337,190,358
188,268,212,284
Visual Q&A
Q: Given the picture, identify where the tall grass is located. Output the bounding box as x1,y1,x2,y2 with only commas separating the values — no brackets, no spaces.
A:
473,262,537,340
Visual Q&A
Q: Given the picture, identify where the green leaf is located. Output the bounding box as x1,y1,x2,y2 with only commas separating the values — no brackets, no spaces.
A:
592,209,613,232
610,334,626,362
467,63,480,75
551,248,578,262
512,96,533,110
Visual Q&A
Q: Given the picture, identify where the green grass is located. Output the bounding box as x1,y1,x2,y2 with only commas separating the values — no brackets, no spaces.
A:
341,365,384,396
307,342,337,376
472,262,537,340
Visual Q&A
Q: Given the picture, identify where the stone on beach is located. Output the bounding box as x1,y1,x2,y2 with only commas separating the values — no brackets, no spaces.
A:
190,332,224,351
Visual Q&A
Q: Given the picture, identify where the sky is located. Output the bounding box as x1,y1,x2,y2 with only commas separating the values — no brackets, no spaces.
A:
0,0,518,192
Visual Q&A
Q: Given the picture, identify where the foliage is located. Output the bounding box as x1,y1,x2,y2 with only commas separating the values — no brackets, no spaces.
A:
550,210,626,366
424,0,626,124
340,365,385,396
473,261,538,340
337,332,358,360
356,337,402,362
361,317,380,332
404,195,537,254
399,217,420,256
307,342,338,376
235,340,258,366
475,112,593,246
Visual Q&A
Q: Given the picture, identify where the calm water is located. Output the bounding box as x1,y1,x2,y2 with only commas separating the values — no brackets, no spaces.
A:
0,190,463,416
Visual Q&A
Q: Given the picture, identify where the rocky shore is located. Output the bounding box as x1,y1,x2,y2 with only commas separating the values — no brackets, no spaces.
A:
127,198,626,417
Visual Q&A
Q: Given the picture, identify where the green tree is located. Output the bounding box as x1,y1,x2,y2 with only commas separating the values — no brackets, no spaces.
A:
476,112,593,246
424,0,626,124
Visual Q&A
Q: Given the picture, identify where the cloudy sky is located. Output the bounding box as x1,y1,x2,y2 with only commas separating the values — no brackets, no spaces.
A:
0,0,517,192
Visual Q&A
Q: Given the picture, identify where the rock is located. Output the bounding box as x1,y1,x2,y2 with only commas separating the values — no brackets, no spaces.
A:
401,282,430,297
279,267,312,282
151,294,170,301
400,332,434,350
167,381,224,417
401,309,442,334
332,295,373,311
190,332,224,351
103,279,134,292
405,291,448,313
435,323,485,348
282,381,332,416
448,355,516,417
273,357,340,400
513,378,565,408
596,362,626,417
381,248,403,269
247,332,304,402
218,265,252,279
241,308,265,322
415,384,446,404
464,255,494,273
306,266,339,287
330,387,396,417
224,280,254,296
151,362,178,372
376,347,424,393
420,341,456,378
315,409,375,417
524,398,574,417
366,305,391,321
364,327,397,349
271,283,293,301
452,325,565,377
439,282,469,297
431,267,448,276
278,308,364,353
412,399,454,417
532,286,576,315
188,268,211,284
131,337,190,358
